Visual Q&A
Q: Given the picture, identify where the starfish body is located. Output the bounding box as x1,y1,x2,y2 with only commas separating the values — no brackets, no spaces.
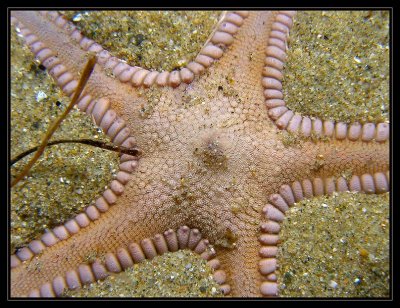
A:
10,10,389,297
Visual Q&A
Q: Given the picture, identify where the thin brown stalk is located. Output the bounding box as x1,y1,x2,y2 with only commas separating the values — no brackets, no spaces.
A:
10,139,141,166
11,56,97,187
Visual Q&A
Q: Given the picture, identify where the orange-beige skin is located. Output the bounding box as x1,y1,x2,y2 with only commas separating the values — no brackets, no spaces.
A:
10,11,389,297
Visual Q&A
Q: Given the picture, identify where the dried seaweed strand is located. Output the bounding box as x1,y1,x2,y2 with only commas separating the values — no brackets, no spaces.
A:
10,139,140,166
11,56,97,187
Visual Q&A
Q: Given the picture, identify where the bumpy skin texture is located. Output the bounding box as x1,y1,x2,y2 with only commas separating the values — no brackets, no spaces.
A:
10,11,389,297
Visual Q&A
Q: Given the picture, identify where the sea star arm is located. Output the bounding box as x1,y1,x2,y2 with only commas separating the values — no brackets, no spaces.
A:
11,177,219,297
208,132,389,296
10,11,142,133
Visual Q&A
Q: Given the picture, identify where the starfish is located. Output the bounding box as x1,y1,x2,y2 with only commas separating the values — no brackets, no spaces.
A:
10,10,390,297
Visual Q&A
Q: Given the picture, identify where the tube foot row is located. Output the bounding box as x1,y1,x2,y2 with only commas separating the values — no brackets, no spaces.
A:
23,226,230,297
258,171,389,297
262,11,389,143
